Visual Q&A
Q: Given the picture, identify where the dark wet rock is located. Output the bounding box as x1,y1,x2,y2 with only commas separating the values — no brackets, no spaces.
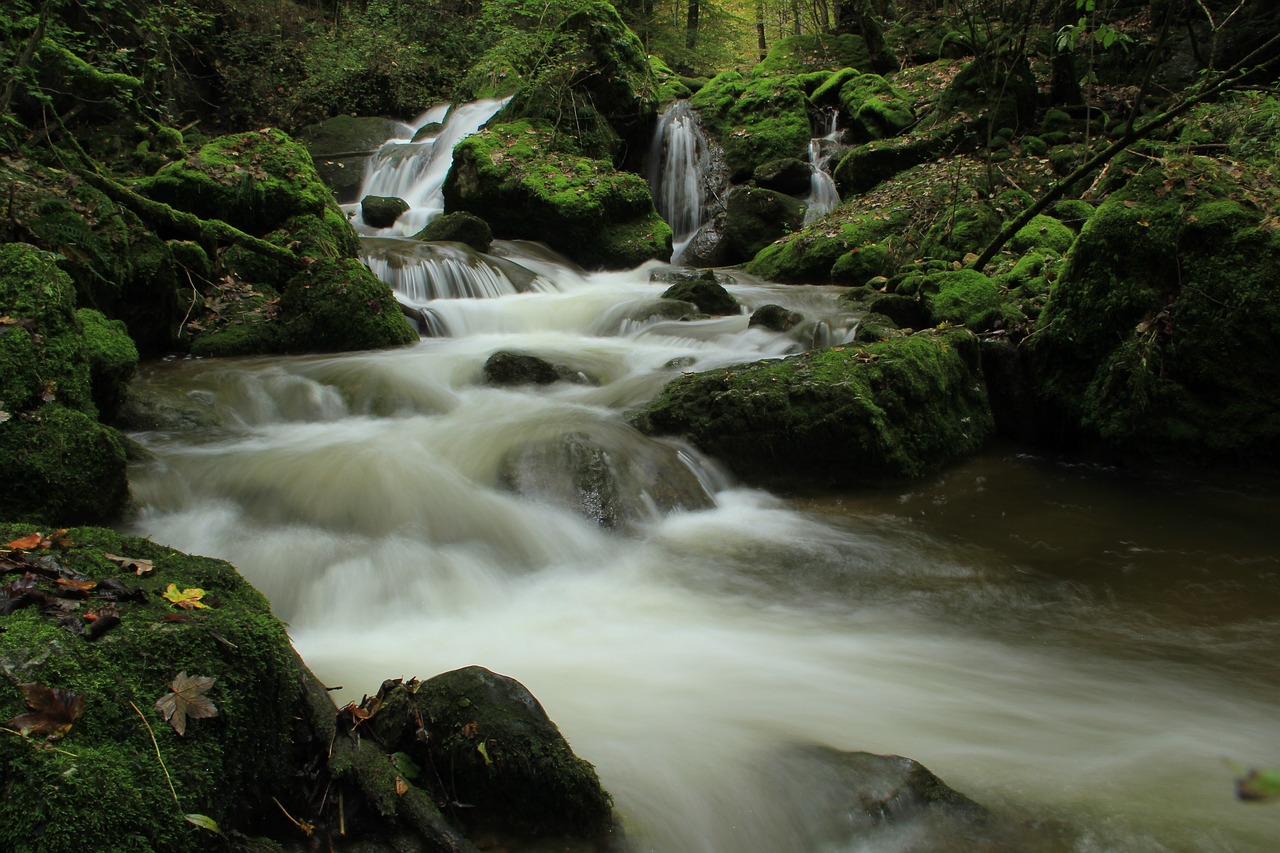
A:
865,293,929,330
361,194,410,228
412,211,493,253
656,271,741,316
483,351,584,386
753,158,813,196
501,428,716,529
724,186,806,261
295,115,403,202
365,667,616,846
749,304,804,332
411,120,444,142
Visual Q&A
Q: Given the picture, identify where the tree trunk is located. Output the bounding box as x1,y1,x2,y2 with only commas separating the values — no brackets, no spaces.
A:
757,1,769,60
686,0,699,49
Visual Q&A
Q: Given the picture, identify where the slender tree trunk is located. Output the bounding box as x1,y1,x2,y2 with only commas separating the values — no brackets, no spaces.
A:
686,0,699,49
757,1,769,60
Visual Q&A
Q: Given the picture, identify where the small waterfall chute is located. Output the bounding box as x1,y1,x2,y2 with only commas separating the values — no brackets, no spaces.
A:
352,97,510,235
803,111,844,225
648,101,712,263
362,237,555,307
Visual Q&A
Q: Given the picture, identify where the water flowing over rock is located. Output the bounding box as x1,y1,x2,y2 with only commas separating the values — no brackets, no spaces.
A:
362,237,551,307
648,101,715,263
803,110,845,224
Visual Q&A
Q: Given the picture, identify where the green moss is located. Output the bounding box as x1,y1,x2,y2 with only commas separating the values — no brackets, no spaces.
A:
1052,199,1095,230
831,241,890,285
921,269,1021,331
413,211,494,253
77,309,138,423
832,136,937,196
278,258,417,353
443,121,670,268
689,70,812,180
0,405,126,524
756,33,876,76
631,331,993,486
839,73,914,141
1021,134,1049,157
0,243,93,415
1009,215,1075,255
811,68,861,105
650,55,692,102
0,526,309,852
746,207,903,283
724,187,806,260
139,129,334,236
935,54,1037,136
1031,157,1280,460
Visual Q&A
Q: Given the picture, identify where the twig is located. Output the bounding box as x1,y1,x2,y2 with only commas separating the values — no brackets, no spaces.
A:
1,726,78,757
130,700,179,806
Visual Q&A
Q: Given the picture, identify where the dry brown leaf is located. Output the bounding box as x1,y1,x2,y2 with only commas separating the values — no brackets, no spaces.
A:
103,553,156,577
6,683,85,740
155,671,218,736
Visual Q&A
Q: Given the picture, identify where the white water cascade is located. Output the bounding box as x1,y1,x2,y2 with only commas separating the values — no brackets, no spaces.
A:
122,101,1280,853
803,110,843,225
348,97,510,236
647,101,711,263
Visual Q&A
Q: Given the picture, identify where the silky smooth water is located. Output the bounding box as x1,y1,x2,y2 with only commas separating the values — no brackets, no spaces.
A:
125,252,1280,851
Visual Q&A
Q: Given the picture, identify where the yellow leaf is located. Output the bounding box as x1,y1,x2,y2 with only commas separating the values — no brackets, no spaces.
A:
163,583,209,610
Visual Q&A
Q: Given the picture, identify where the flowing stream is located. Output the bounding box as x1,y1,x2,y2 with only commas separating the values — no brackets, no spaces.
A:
121,107,1280,852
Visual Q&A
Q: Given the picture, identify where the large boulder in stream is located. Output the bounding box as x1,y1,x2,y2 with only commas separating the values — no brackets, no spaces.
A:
689,70,812,182
443,120,672,269
294,115,404,203
632,330,993,486
1029,156,1280,461
0,527,616,852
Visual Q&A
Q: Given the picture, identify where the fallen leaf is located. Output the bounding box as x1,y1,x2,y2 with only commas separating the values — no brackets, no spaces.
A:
395,776,409,796
184,814,221,833
461,720,479,739
104,553,155,577
6,683,85,740
476,741,492,766
5,533,42,551
155,671,218,736
163,584,209,610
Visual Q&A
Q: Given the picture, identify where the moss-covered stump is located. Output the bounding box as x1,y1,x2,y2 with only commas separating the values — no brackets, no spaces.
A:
365,667,615,846
138,129,335,236
724,186,806,261
1029,157,1280,461
413,212,494,253
689,70,812,182
443,121,671,269
631,331,993,486
277,258,417,353
0,526,311,851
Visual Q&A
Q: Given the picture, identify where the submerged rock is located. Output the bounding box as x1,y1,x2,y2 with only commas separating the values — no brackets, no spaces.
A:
483,351,584,386
632,330,993,486
749,303,804,332
413,211,493,253
657,270,741,316
360,194,409,228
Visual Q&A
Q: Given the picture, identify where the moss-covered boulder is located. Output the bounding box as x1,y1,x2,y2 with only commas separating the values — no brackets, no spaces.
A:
1030,157,1280,461
139,129,335,236
483,350,580,386
277,258,417,353
360,195,409,228
631,331,994,486
690,70,812,182
838,73,915,141
412,211,494,253
745,207,903,284
724,186,806,261
77,309,138,423
659,271,741,316
366,667,615,844
753,158,814,196
0,406,127,524
833,136,937,196
294,115,404,202
443,121,671,268
756,33,884,77
750,304,804,332
935,54,1037,136
1009,214,1075,255
917,269,1022,332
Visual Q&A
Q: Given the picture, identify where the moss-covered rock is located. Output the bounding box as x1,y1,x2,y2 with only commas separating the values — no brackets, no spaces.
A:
746,207,903,284
919,269,1022,331
0,243,94,416
631,330,993,486
412,211,494,253
724,186,806,261
294,115,404,202
1009,214,1075,255
750,304,804,332
839,73,915,141
0,406,127,524
832,136,937,196
689,70,812,181
650,55,693,102
756,33,882,77
483,351,580,386
139,129,335,236
1030,157,1280,460
660,271,741,316
935,54,1037,136
365,667,615,844
277,258,417,353
360,195,409,228
77,309,138,423
443,121,671,268
753,158,814,196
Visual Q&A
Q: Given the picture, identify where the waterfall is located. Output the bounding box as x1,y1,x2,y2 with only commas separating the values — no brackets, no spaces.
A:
350,97,510,235
647,101,711,263
803,111,843,225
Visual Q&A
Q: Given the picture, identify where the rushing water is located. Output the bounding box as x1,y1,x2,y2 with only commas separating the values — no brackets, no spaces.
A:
803,111,843,225
121,107,1280,851
647,101,712,263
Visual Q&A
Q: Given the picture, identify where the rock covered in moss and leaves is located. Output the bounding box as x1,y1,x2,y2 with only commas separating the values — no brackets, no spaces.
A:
838,73,915,142
689,69,812,182
750,304,804,332
443,121,671,269
483,351,582,386
0,526,311,851
365,667,616,845
1009,214,1075,255
632,331,993,486
934,53,1037,137
276,258,417,353
1029,157,1280,461
76,308,138,423
745,205,904,284
914,269,1024,332
412,211,494,253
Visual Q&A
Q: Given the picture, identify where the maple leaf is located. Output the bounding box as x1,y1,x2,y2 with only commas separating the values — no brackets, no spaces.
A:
155,672,218,736
163,583,209,609
5,533,42,550
103,553,155,577
6,683,85,740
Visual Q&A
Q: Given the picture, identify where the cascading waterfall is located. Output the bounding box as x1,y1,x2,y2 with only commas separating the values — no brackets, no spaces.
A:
647,101,711,263
350,97,510,236
803,110,843,225
122,99,1280,853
